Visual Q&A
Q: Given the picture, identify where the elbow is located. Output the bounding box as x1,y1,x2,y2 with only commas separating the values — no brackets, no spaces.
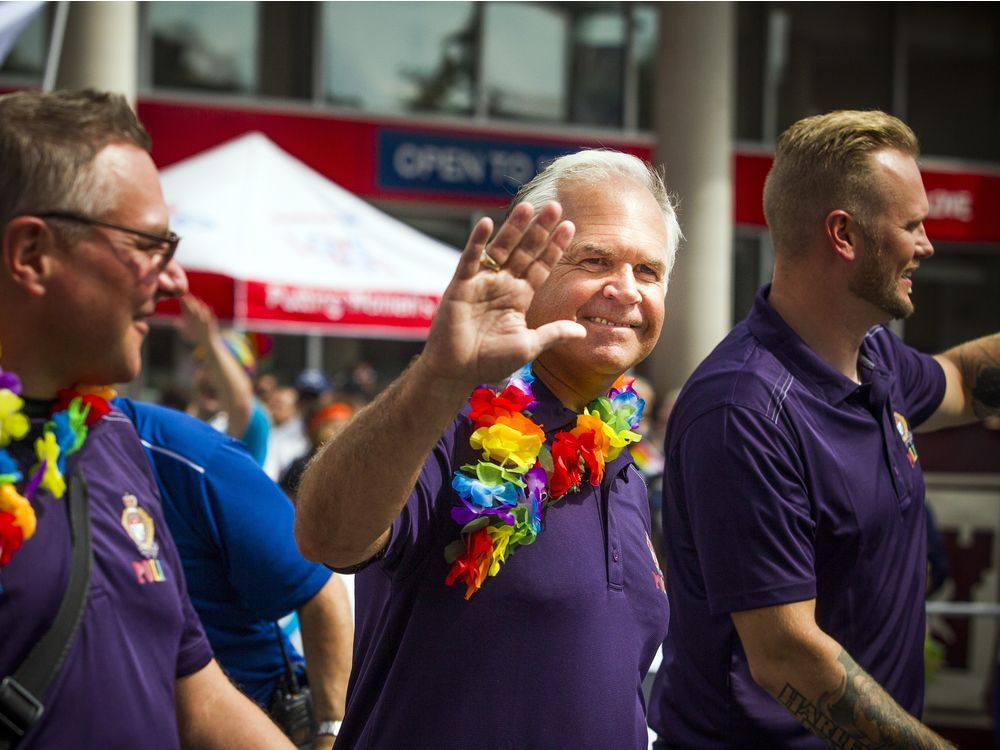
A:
293,500,371,569
293,511,328,564
744,651,786,697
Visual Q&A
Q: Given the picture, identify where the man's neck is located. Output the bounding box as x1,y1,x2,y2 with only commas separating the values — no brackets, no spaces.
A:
0,348,66,400
768,274,882,383
532,359,619,412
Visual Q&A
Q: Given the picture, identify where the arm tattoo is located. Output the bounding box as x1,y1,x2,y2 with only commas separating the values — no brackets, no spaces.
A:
955,335,1000,418
776,650,954,750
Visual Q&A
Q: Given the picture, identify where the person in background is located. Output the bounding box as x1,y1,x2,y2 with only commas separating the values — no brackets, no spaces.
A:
255,372,279,411
294,368,333,426
0,87,293,749
180,294,270,465
279,402,354,502
265,386,310,482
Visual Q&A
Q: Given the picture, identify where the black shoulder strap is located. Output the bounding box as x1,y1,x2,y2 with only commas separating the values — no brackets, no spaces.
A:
0,469,93,748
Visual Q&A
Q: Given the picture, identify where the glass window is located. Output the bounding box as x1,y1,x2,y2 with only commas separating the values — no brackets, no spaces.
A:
321,2,476,116
568,8,626,127
905,5,1000,161
735,3,766,141
0,4,47,78
769,3,894,135
482,2,567,122
634,4,658,131
148,2,259,93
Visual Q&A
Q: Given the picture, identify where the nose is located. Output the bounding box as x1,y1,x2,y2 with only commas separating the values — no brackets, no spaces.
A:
915,223,934,259
155,258,189,301
603,266,642,304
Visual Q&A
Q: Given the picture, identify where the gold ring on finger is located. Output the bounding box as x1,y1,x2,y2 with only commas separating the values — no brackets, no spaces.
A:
479,249,502,272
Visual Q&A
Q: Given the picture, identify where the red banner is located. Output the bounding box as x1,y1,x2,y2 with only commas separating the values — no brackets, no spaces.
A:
243,281,438,338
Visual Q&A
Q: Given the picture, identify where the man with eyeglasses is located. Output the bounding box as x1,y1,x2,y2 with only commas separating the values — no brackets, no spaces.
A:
0,89,294,749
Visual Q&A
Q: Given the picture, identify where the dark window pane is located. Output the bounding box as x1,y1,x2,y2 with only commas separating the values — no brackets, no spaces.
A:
569,8,626,127
149,1,259,93
736,3,765,141
0,4,47,78
772,3,894,133
322,2,476,116
635,4,657,130
905,4,1000,161
483,2,567,122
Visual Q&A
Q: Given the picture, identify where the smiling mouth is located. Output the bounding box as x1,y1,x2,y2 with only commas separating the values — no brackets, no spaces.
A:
584,316,640,328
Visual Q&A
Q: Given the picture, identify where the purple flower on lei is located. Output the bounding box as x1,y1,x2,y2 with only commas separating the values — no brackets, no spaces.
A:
607,385,645,430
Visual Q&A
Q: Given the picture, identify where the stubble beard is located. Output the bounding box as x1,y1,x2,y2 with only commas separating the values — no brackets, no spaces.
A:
848,231,914,321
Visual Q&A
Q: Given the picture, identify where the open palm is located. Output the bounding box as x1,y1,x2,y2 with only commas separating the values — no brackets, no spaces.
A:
423,202,586,388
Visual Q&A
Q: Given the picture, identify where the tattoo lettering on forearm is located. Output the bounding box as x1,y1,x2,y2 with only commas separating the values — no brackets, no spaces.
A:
956,337,1000,418
777,651,954,750
778,683,882,750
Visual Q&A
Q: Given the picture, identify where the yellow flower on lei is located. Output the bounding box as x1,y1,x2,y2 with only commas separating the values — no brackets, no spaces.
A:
34,431,65,498
0,483,36,539
0,389,29,448
470,413,544,472
486,524,515,576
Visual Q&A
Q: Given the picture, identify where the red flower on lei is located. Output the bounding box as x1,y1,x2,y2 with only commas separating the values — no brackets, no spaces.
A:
54,388,112,426
0,511,24,566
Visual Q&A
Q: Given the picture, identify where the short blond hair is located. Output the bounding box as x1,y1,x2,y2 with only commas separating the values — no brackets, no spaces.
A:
763,110,919,256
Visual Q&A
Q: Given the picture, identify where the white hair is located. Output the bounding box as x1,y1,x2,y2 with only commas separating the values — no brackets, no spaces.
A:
510,149,682,286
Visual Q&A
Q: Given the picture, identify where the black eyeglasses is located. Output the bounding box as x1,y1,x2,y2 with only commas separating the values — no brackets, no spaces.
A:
36,210,180,268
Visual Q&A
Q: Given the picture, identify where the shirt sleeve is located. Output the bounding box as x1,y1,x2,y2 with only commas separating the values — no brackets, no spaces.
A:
868,327,946,428
239,400,271,467
377,417,465,578
202,439,332,619
672,404,817,615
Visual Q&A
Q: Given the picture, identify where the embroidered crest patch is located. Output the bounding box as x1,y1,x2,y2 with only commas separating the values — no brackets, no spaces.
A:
646,531,666,594
893,412,919,468
121,493,160,558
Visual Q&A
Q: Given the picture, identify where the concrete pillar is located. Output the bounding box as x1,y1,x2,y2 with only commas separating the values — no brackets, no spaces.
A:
56,1,137,102
645,2,736,395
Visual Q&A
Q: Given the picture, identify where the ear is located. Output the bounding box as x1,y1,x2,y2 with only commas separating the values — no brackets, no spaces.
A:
823,210,859,263
3,216,53,296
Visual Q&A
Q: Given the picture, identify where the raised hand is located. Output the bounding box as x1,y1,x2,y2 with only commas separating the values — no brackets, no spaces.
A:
177,294,219,347
422,201,587,388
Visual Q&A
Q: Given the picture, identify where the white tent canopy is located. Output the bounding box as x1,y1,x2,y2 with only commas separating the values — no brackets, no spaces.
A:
159,132,460,338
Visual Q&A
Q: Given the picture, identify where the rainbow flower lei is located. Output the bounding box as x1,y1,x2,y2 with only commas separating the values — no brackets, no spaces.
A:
444,363,645,599
0,364,112,569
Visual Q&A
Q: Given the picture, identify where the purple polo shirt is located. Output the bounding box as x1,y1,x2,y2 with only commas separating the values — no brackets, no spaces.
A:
338,375,669,749
0,404,213,748
649,286,946,748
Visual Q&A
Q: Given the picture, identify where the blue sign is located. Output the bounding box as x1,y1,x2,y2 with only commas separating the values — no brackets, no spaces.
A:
376,129,578,200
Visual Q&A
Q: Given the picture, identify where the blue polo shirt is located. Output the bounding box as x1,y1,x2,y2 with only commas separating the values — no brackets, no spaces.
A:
0,404,213,748
649,286,946,748
115,399,331,704
338,375,669,749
